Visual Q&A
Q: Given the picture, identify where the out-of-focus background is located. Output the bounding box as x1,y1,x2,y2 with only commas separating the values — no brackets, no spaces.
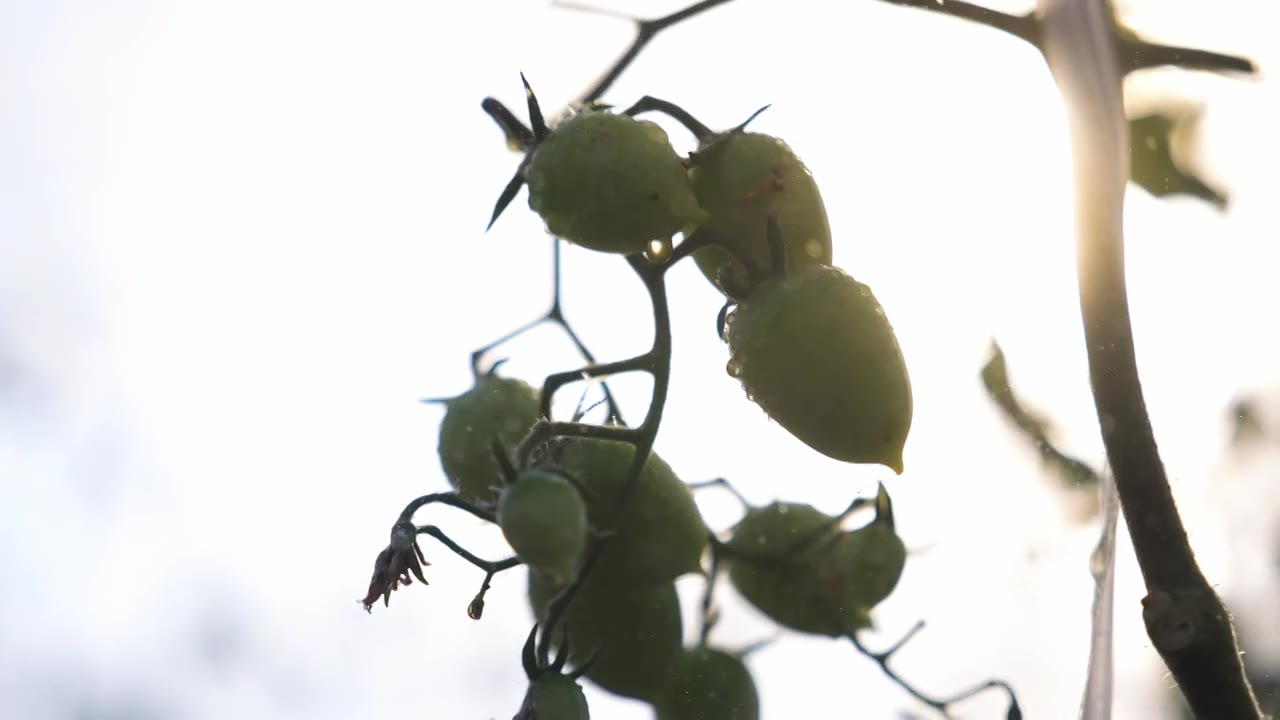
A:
2,0,1277,718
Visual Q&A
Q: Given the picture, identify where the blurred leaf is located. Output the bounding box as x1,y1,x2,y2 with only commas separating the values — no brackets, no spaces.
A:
1128,111,1228,210
1227,396,1267,449
981,341,1100,492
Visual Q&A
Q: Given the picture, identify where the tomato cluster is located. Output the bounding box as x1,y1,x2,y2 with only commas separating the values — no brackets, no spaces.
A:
366,41,927,720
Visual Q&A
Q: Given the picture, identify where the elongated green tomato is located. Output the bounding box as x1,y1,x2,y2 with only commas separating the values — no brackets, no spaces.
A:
436,373,541,506
553,437,707,584
726,265,912,474
525,110,707,254
656,646,759,720
689,130,831,294
516,673,590,720
498,469,588,587
725,502,863,636
528,571,683,703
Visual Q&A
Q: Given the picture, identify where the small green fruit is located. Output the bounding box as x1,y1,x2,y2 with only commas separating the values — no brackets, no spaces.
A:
517,672,590,720
689,131,831,294
437,374,542,506
726,502,862,637
829,519,907,611
528,571,683,703
526,110,707,254
726,265,912,474
656,646,759,720
554,437,707,584
498,470,588,587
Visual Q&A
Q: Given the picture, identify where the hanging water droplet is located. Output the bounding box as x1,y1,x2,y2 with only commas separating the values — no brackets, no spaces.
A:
724,310,736,325
644,238,672,263
726,359,743,378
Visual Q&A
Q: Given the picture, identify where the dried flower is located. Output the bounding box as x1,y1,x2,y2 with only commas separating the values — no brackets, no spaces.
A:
360,520,430,612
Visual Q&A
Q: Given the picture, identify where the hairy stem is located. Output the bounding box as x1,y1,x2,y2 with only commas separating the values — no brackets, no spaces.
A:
1038,0,1260,716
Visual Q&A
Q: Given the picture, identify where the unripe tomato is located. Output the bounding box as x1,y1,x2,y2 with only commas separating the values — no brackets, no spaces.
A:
498,469,588,587
436,374,542,506
656,646,759,720
725,265,912,474
515,672,590,720
828,518,907,611
525,110,707,255
725,502,864,636
689,131,831,294
554,438,707,585
528,571,683,702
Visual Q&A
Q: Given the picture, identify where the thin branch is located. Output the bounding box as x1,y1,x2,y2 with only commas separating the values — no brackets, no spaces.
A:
872,0,1040,45
869,0,1256,78
1116,30,1256,75
533,253,677,665
686,477,751,510
398,491,497,525
557,0,742,106
850,624,1021,719
1038,0,1260,716
470,238,626,424
416,525,522,575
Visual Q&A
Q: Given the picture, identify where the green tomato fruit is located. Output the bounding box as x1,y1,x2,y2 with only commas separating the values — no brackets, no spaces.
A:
553,437,707,585
525,110,707,255
498,469,588,587
726,265,912,474
726,502,864,636
829,515,907,611
656,646,759,720
689,131,831,294
529,571,683,703
516,672,591,720
437,374,542,506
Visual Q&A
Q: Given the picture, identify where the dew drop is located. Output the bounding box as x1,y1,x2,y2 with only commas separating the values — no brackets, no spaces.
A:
645,238,672,263
805,239,823,259
726,359,743,378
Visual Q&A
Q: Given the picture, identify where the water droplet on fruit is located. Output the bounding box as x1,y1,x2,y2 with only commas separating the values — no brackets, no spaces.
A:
805,239,823,258
724,310,736,325
726,359,743,378
644,238,672,263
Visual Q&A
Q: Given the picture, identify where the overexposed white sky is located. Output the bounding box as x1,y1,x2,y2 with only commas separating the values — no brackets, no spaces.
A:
2,1,1278,718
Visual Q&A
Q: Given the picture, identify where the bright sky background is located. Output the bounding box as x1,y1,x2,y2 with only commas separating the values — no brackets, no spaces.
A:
2,1,1278,719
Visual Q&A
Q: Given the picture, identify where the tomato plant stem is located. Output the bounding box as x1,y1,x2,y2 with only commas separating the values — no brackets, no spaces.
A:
399,491,496,525
1040,0,1260,716
533,253,675,665
870,0,1254,77
849,625,1020,719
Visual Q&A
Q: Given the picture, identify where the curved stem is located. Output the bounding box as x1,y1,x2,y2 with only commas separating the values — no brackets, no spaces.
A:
534,254,675,665
849,625,1020,719
622,95,714,141
564,0,741,106
398,491,496,525
471,238,625,424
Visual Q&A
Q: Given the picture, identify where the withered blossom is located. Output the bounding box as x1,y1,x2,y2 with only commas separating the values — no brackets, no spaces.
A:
360,520,430,612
